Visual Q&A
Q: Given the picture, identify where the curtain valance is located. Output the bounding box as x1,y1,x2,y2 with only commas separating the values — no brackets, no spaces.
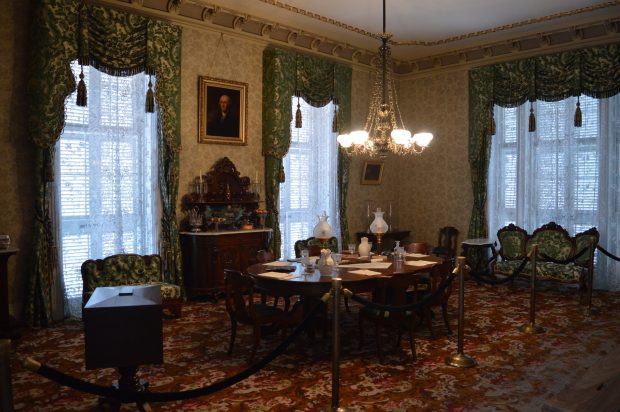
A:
467,42,620,240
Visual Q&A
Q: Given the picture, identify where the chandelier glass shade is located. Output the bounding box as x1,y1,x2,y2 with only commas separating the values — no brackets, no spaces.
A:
337,0,433,158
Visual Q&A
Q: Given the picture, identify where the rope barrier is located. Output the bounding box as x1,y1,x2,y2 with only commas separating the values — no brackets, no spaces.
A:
597,245,620,262
540,246,588,264
24,299,325,404
344,273,456,314
469,256,528,285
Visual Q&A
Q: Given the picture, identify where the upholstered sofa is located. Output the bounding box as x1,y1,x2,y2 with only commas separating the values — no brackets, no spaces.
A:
493,222,599,303
81,253,183,317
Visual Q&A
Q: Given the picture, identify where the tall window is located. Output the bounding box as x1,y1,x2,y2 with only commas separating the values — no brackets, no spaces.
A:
488,95,620,290
279,98,340,259
56,62,160,316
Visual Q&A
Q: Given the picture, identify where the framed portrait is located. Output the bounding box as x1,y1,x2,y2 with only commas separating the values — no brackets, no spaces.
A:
361,161,384,185
198,76,247,145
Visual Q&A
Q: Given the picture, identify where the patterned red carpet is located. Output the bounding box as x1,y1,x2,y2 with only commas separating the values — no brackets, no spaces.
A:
9,280,620,411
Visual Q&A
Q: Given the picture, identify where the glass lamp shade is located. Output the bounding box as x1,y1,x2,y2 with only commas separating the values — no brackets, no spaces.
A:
391,129,411,145
337,133,353,148
413,132,433,147
351,130,369,145
313,211,334,241
369,208,389,234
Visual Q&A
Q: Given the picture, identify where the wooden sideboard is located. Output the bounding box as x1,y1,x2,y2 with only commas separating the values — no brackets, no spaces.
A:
180,229,272,299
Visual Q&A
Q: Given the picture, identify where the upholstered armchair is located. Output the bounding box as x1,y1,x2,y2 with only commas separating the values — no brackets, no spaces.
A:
81,253,183,317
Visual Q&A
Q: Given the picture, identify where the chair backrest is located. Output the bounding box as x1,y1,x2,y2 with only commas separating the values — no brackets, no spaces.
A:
223,269,256,325
294,236,339,258
427,260,454,305
80,253,162,306
497,223,528,260
433,226,459,259
527,222,573,261
375,273,425,309
574,227,599,267
256,249,275,263
406,242,429,254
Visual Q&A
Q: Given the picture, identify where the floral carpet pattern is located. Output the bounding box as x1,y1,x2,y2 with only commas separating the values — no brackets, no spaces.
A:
9,281,620,411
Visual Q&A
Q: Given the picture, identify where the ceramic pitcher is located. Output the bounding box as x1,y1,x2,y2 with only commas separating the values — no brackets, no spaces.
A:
358,237,371,257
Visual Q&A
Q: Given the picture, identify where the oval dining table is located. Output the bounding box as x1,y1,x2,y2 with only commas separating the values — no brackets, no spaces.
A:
246,255,443,301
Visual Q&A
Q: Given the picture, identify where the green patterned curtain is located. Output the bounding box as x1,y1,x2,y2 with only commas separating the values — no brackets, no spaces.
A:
262,48,352,257
468,43,620,241
26,0,182,325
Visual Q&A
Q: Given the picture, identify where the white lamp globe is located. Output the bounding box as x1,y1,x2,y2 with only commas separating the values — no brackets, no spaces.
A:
337,133,353,148
391,129,411,145
413,132,433,148
351,130,369,145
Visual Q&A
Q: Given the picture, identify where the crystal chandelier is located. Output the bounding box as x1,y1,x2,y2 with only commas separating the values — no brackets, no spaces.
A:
337,0,433,158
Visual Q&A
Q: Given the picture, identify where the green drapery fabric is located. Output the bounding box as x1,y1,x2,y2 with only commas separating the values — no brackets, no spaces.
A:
262,48,352,257
26,0,182,325
468,43,620,241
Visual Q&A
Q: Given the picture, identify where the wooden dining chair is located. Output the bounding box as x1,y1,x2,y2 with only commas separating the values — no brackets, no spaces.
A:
358,273,424,363
406,242,429,254
412,260,454,338
224,269,294,364
255,249,291,311
431,226,459,264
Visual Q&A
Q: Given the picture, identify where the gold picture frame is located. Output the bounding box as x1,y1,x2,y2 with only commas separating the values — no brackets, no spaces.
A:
361,161,384,185
198,76,247,145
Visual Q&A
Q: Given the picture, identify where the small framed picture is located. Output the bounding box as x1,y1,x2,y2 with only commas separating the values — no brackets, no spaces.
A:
198,76,247,145
361,161,384,185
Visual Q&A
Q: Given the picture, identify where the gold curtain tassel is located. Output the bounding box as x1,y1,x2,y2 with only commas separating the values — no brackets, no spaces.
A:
574,98,582,127
145,75,155,113
295,97,302,128
332,106,339,133
528,104,536,132
76,68,87,107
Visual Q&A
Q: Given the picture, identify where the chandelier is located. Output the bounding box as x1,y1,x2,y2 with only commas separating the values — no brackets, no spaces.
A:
337,0,433,158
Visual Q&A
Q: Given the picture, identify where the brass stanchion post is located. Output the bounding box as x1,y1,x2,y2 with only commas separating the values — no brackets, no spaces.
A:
445,257,476,368
326,277,346,412
582,238,600,316
520,244,545,334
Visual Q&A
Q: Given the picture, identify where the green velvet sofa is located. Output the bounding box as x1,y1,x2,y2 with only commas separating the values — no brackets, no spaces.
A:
81,253,183,317
493,222,599,303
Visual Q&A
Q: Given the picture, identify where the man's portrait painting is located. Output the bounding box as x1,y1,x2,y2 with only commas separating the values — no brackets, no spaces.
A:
199,76,247,145
361,161,384,185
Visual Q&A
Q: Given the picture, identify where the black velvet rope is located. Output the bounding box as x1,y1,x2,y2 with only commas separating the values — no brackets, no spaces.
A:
347,273,456,313
597,245,620,262
470,256,528,285
539,246,588,264
28,300,324,404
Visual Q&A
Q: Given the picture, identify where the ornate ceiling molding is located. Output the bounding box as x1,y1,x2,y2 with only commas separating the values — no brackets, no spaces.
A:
90,0,620,75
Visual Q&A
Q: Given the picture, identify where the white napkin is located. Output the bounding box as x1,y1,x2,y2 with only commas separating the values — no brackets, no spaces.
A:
257,271,298,280
404,260,437,267
406,253,430,258
349,269,382,276
263,261,295,267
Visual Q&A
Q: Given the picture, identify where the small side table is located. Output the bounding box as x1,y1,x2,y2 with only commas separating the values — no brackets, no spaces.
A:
461,238,496,277
0,248,18,339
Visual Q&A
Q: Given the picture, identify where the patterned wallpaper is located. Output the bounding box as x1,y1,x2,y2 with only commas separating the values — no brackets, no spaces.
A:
345,68,472,251
179,29,267,218
0,0,36,319
395,70,472,249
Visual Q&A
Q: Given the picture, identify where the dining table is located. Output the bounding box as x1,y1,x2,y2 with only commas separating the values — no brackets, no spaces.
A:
246,253,443,302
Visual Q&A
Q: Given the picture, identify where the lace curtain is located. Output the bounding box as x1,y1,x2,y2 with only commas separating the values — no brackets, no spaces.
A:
279,98,340,260
56,63,160,317
488,94,620,290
